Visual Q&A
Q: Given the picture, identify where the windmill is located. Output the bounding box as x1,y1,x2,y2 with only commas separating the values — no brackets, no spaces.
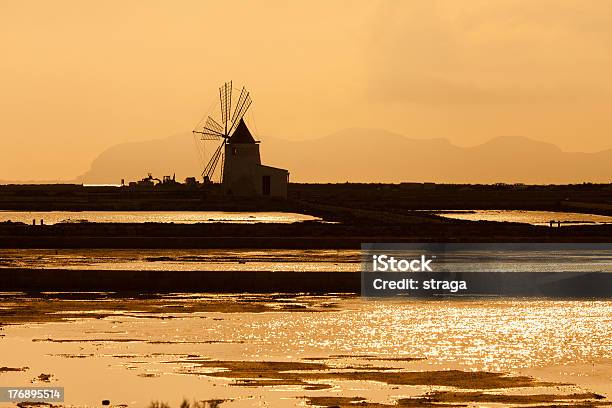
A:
192,82,288,197
192,81,253,182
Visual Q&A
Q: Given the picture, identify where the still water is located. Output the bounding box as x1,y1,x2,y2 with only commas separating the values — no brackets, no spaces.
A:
0,210,319,225
0,249,359,272
432,209,612,226
1,209,608,226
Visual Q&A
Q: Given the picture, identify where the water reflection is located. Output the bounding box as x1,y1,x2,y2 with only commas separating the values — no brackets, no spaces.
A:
431,210,612,226
0,210,319,225
0,295,610,406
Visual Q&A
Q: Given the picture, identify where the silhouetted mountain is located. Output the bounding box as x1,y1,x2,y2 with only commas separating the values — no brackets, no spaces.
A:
75,129,612,184
75,133,202,185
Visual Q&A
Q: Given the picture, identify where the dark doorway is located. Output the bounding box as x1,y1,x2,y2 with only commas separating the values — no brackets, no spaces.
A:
262,175,271,196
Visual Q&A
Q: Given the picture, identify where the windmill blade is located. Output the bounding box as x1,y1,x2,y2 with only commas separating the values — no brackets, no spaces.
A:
228,89,252,135
202,142,224,179
193,116,225,140
204,116,223,134
193,130,223,141
230,87,249,124
218,145,224,183
219,81,232,126
228,87,250,132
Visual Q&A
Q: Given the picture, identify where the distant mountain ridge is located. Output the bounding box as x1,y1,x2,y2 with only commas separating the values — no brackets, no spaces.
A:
52,129,612,184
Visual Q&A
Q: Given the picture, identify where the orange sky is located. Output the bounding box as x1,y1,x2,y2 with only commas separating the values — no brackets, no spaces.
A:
1,0,611,180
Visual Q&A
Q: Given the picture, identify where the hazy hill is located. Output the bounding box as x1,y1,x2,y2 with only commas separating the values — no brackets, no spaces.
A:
75,129,612,184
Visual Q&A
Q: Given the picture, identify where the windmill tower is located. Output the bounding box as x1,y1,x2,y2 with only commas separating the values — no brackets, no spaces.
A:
193,82,288,197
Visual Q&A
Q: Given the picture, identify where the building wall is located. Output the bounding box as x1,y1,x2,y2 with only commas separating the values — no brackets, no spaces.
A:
222,143,261,196
222,143,288,198
257,165,288,198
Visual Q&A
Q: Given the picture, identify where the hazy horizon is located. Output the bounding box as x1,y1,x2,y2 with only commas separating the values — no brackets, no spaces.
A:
3,129,611,183
1,129,606,185
2,1,612,180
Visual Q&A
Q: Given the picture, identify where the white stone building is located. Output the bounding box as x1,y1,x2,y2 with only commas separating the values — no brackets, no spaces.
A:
222,119,288,198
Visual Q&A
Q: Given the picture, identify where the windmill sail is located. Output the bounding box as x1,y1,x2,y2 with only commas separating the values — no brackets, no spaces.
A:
195,116,224,140
202,143,224,179
219,81,232,126
193,81,258,183
228,87,252,135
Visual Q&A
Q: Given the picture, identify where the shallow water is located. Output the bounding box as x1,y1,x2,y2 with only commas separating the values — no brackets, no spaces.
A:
432,209,612,226
0,210,319,225
1,248,610,273
0,249,360,271
0,294,610,407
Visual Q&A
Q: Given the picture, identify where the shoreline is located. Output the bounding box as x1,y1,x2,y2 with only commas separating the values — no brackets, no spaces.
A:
1,221,611,249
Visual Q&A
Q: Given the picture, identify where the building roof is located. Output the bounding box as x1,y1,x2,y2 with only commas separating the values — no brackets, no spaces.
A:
229,119,257,144
258,164,289,174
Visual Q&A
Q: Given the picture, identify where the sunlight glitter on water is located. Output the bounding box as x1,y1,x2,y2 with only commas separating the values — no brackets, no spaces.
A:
0,210,320,224
1,295,611,407
432,209,612,226
0,249,361,271
3,297,610,372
